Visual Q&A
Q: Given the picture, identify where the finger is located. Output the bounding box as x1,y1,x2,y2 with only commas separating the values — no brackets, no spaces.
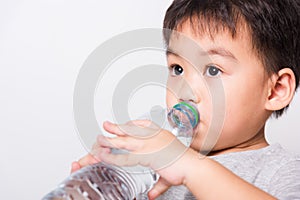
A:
103,121,127,136
77,153,100,167
148,178,171,200
70,161,81,173
96,135,116,148
96,149,144,167
126,120,155,128
104,121,160,138
96,146,169,169
91,146,111,160
97,135,139,152
125,119,162,135
91,140,100,150
97,134,187,170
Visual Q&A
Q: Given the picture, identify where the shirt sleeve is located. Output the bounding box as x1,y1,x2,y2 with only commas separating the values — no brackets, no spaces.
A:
268,160,300,200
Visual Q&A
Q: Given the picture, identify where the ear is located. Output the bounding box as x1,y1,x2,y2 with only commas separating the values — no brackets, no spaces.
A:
265,68,296,111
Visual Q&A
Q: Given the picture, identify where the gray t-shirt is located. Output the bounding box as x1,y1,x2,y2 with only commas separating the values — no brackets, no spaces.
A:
157,144,300,200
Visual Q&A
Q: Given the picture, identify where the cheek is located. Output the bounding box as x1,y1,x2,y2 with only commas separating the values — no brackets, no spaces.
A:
166,89,178,108
225,80,266,116
223,87,253,126
216,81,267,143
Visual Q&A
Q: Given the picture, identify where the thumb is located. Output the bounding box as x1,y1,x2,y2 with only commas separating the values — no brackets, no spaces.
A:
70,161,81,173
148,178,171,200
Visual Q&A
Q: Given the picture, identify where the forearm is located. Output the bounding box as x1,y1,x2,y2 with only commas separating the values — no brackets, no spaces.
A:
183,149,276,200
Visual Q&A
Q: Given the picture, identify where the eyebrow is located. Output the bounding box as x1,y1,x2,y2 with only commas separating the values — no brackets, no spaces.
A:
205,48,237,61
166,47,238,61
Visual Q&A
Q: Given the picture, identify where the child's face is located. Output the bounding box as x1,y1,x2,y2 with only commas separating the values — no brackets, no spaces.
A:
166,22,271,153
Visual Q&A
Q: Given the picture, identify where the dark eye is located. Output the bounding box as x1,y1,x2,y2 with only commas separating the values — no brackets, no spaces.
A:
170,64,184,76
205,65,222,77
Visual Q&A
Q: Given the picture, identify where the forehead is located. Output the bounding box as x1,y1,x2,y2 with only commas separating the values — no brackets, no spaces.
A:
166,20,255,64
166,13,251,45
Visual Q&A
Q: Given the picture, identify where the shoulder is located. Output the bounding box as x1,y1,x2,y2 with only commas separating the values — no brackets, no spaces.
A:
260,143,300,170
262,143,300,178
212,143,300,199
211,143,299,172
266,145,300,199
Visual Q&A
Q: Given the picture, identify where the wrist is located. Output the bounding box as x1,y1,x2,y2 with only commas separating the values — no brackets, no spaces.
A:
181,148,208,187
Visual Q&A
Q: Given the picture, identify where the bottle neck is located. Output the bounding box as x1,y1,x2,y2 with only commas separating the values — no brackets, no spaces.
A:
173,101,199,128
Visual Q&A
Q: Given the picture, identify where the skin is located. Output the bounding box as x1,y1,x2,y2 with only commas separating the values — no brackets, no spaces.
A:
165,21,271,154
71,20,296,200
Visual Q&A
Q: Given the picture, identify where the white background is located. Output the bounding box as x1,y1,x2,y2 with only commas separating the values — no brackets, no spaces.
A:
0,1,299,199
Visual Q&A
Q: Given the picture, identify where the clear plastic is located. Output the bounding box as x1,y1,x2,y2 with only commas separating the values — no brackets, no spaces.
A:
42,101,199,200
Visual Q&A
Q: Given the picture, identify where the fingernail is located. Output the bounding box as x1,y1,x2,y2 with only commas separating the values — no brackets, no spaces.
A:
103,120,113,126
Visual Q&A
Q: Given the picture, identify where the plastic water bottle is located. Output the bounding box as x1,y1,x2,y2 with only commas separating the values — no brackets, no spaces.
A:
42,101,199,200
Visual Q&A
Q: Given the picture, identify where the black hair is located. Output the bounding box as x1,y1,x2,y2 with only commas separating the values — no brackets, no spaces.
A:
163,0,300,117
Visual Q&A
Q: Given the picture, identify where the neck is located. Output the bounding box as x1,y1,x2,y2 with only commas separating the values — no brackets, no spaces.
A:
208,126,268,156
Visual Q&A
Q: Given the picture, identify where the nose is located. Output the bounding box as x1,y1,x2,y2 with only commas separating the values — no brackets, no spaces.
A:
167,72,202,105
177,77,199,103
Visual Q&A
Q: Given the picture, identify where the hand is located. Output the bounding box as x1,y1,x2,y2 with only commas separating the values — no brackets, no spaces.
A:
95,120,196,197
70,153,100,173
148,177,172,200
70,138,107,173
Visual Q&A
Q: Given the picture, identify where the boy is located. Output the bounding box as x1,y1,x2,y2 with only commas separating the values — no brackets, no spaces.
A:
72,0,300,199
